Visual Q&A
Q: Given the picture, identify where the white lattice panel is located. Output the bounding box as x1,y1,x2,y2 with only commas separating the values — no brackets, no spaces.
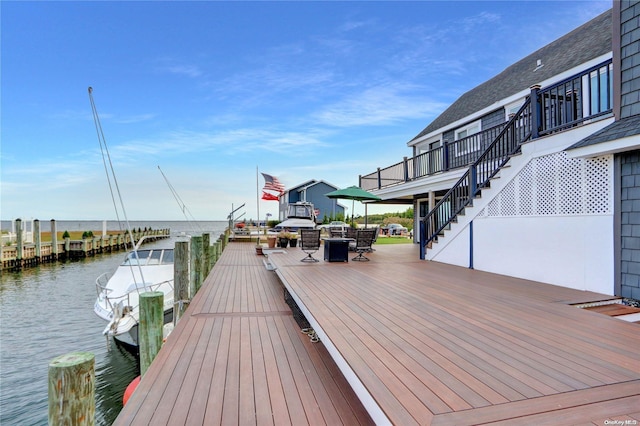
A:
480,152,612,217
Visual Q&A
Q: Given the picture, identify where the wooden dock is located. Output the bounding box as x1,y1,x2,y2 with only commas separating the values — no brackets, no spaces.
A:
1,227,170,271
115,242,640,425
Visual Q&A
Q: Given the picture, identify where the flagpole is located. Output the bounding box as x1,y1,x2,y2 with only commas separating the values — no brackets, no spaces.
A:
256,166,260,244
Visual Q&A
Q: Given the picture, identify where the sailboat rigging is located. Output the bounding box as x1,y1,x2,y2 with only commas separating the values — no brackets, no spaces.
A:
89,87,175,352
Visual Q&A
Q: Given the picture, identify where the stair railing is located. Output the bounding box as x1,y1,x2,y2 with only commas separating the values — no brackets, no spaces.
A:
419,59,613,259
420,98,533,259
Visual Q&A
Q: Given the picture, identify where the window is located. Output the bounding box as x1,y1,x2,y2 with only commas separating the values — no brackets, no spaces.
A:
505,100,525,121
583,63,613,116
454,120,481,156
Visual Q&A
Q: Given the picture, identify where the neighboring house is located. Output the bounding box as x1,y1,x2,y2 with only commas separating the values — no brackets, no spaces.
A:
278,180,345,222
360,3,640,299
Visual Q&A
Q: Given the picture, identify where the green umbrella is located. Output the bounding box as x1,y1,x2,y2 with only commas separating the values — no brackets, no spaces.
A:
325,186,381,226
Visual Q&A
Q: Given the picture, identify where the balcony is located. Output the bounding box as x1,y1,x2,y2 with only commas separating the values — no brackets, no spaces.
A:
359,59,613,193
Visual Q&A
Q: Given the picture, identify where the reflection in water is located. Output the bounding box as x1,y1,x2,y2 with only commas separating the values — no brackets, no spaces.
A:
95,341,139,425
0,254,139,425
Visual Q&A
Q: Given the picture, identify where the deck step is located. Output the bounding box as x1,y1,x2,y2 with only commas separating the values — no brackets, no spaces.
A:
576,299,640,323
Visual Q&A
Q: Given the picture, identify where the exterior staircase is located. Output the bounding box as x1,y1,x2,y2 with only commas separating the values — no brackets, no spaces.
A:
420,59,614,260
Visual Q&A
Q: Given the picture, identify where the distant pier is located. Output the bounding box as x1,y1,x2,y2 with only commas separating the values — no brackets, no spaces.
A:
1,219,170,271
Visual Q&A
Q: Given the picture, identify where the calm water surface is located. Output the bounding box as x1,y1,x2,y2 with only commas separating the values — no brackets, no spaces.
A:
0,221,227,425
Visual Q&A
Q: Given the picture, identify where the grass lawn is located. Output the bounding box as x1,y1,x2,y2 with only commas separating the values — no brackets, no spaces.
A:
374,236,413,245
39,231,119,242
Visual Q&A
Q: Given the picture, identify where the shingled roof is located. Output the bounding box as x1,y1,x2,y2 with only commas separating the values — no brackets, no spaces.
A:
567,115,640,149
410,9,612,143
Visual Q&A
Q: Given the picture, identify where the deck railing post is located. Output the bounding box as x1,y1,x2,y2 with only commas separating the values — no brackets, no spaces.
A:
139,291,164,376
443,141,450,171
470,165,478,202
48,352,95,426
419,221,426,260
403,156,409,182
530,84,541,139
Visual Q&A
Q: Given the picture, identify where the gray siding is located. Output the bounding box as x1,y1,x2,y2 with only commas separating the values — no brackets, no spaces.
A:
443,129,455,144
620,150,640,299
620,1,640,118
481,109,506,130
285,180,345,222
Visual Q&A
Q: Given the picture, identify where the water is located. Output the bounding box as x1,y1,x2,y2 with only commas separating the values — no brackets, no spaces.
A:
0,221,228,425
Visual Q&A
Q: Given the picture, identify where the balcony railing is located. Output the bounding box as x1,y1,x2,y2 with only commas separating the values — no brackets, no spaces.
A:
415,59,613,258
359,59,613,192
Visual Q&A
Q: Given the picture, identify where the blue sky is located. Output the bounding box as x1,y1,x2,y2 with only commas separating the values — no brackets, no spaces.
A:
1,1,611,221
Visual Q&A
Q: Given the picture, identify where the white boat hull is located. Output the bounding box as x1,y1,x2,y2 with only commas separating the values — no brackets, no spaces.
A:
94,247,175,351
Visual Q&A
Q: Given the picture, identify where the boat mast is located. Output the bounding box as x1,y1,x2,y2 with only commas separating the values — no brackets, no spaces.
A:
88,87,147,288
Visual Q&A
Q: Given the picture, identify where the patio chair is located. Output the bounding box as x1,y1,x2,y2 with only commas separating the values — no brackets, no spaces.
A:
300,229,321,262
329,227,345,238
352,229,376,261
345,227,357,251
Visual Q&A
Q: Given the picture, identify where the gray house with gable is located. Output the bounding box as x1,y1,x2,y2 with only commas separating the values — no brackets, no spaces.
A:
360,3,640,299
278,179,345,223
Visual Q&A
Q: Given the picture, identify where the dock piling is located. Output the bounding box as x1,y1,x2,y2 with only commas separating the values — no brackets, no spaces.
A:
190,236,203,295
139,291,164,376
202,233,211,275
48,352,95,426
174,240,190,323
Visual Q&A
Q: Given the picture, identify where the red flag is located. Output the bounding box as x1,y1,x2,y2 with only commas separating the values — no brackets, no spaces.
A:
261,173,285,195
261,191,279,201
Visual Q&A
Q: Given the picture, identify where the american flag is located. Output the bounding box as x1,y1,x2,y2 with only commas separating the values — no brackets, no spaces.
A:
261,173,285,195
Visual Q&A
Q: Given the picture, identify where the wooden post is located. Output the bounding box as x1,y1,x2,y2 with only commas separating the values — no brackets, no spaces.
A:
16,218,23,266
174,240,189,324
139,291,164,376
190,236,203,296
51,219,58,258
48,352,95,426
214,237,221,263
530,84,541,139
34,219,41,262
202,233,211,274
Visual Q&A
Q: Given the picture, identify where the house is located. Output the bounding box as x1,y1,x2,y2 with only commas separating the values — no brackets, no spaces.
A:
278,179,345,223
360,3,640,299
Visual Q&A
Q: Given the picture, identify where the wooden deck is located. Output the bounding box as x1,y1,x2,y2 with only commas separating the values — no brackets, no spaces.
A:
116,242,640,425
114,242,373,425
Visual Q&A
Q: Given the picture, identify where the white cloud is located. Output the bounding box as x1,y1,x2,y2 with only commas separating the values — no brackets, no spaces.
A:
314,84,446,127
163,64,203,78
